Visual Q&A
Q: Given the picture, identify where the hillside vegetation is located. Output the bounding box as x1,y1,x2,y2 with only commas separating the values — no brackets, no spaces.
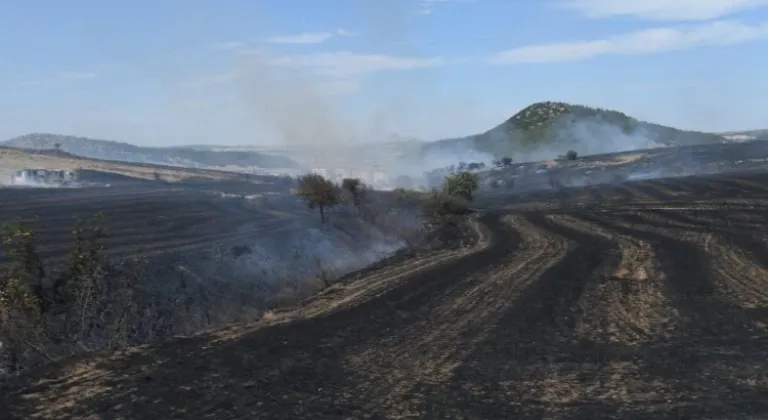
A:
3,133,299,169
421,101,726,161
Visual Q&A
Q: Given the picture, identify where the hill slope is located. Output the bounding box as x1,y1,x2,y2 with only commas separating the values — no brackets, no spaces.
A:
3,133,299,169
419,102,726,163
0,146,247,183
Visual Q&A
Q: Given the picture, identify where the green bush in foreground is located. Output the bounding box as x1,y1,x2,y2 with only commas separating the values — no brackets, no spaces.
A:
441,171,479,202
420,170,480,226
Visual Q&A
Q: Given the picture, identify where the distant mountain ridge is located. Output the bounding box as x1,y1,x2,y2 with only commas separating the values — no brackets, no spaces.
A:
3,133,298,169
419,101,728,162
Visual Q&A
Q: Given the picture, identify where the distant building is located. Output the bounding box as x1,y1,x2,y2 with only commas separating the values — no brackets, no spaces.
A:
10,169,76,186
373,171,387,184
355,170,372,184
312,168,329,178
334,168,347,179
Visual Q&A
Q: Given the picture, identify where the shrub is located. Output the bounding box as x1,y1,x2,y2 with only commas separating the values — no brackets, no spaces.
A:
422,190,470,226
441,171,480,202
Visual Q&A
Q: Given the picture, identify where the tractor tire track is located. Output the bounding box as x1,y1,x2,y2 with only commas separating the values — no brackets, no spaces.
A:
580,211,758,338
341,215,570,410
421,213,626,418
298,215,496,319
703,232,768,317
497,212,616,348
645,179,687,198
549,214,678,345
630,182,673,202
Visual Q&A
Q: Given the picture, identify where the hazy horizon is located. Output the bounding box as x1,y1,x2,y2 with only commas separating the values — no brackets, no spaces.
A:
2,0,767,147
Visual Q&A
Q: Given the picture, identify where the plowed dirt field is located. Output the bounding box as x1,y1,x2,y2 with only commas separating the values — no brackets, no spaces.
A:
4,171,768,419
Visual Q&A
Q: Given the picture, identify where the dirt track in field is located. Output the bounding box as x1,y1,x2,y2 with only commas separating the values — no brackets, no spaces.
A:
4,172,768,419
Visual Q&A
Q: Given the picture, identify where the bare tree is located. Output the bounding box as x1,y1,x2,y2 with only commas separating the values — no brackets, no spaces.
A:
341,177,366,211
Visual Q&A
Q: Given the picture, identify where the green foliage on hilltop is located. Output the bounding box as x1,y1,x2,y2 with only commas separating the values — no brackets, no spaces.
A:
422,101,725,159
509,102,634,130
504,101,636,146
506,102,573,132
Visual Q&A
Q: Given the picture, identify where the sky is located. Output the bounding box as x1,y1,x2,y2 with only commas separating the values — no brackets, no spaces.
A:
0,0,766,147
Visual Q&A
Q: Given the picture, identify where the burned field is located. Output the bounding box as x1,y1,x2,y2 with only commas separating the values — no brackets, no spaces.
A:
4,144,768,419
482,138,768,196
0,185,304,266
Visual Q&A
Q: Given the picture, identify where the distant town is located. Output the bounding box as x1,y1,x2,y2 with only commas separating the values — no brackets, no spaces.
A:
308,168,394,189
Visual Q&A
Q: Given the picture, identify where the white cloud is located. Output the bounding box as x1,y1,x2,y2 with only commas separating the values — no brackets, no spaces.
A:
21,71,97,86
213,41,247,51
557,0,768,21
187,48,443,97
490,20,768,63
315,79,361,95
57,72,97,81
178,68,361,96
416,0,477,15
176,70,241,90
263,51,444,77
265,29,354,45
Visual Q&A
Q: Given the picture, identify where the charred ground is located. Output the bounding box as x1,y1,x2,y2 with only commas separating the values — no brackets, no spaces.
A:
3,142,768,419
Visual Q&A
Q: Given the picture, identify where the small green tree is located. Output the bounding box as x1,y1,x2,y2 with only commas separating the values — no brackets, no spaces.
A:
442,171,479,202
1,221,46,314
0,220,48,373
422,190,469,226
295,173,341,223
565,150,578,160
501,157,513,166
0,214,115,373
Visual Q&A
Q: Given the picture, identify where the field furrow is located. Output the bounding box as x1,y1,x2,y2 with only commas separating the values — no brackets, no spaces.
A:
704,232,768,312
549,214,678,345
341,214,570,409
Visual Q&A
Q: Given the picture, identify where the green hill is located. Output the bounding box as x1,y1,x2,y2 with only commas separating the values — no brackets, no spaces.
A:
420,101,726,161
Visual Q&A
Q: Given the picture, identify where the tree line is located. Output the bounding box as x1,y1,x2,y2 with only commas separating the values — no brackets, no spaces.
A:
293,171,480,226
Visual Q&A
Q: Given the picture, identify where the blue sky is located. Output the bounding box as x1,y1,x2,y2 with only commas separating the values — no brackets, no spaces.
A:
1,0,767,146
